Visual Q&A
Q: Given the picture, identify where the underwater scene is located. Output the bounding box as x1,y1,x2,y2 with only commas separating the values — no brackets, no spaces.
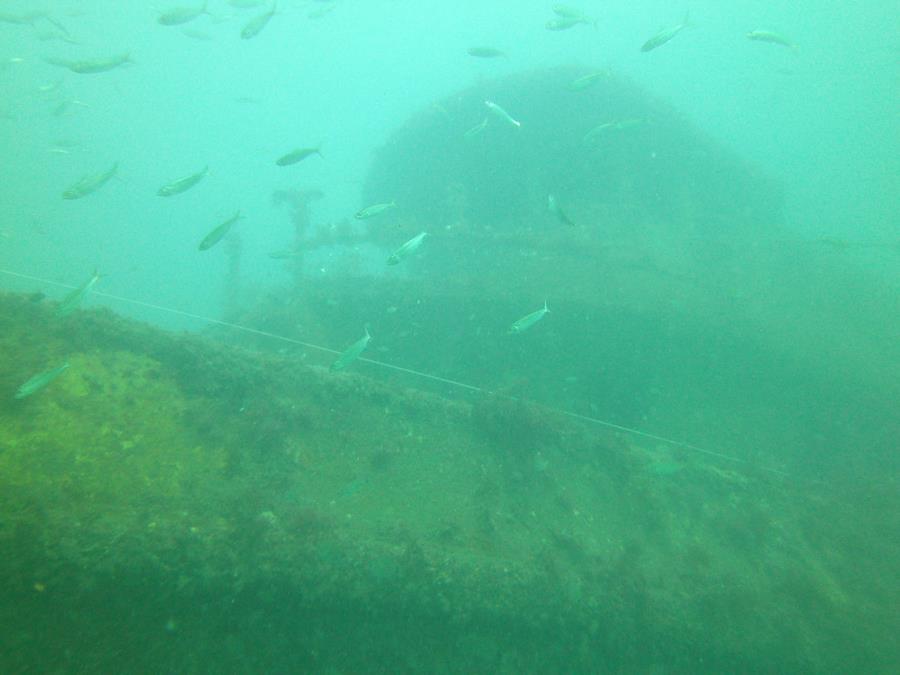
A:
0,1,898,673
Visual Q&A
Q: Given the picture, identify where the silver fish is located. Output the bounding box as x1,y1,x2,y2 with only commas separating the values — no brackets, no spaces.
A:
485,100,521,128
464,117,488,139
330,325,372,372
63,162,118,199
158,2,208,26
199,211,242,251
14,362,70,400
641,13,691,52
509,301,550,334
746,30,797,49
355,201,396,220
45,53,132,74
157,166,208,197
56,270,101,317
276,146,321,166
387,232,428,265
241,2,276,39
548,195,575,226
467,47,506,58
567,70,610,91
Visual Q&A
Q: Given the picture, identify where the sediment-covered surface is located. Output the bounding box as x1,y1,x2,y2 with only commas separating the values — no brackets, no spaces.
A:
0,293,896,673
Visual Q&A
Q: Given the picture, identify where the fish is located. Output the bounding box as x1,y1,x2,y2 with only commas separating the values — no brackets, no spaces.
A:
241,2,276,39
546,16,592,31
157,166,209,197
329,325,372,372
484,100,521,128
56,270,101,317
45,53,132,74
746,30,797,49
355,201,396,220
641,13,691,52
583,118,643,143
467,47,506,58
268,248,301,259
387,232,428,265
157,2,208,26
199,211,242,251
307,3,336,20
567,70,610,91
552,4,588,18
509,301,549,334
62,162,118,199
464,117,489,139
548,195,575,226
275,147,322,166
14,363,70,400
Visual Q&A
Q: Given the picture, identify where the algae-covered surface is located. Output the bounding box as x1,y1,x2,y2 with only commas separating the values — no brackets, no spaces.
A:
0,292,897,673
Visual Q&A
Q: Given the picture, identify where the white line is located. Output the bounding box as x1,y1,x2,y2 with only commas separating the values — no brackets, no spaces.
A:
0,267,789,477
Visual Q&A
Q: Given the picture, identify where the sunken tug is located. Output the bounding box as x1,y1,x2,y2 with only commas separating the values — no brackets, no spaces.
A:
2,68,896,673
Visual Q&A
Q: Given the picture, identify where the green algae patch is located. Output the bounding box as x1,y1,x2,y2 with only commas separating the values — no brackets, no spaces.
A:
0,292,897,673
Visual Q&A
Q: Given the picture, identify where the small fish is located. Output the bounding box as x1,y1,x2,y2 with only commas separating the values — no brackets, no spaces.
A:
157,166,209,197
275,146,321,166
307,3,336,20
241,2,276,39
548,195,575,226
199,211,242,251
330,325,372,372
45,53,132,74
56,270,101,317
546,16,592,31
583,118,643,143
641,13,691,52
509,301,549,334
552,4,588,18
62,162,118,199
464,117,489,139
355,201,396,220
157,2,208,26
746,30,797,49
387,232,428,265
567,70,610,91
14,363,69,400
467,47,506,58
268,248,301,259
484,100,521,128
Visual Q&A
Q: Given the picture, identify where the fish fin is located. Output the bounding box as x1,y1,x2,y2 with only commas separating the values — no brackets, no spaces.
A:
544,299,550,313
363,323,372,338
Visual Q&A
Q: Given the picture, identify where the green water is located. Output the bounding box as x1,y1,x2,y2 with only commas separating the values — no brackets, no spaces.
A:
0,1,897,673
